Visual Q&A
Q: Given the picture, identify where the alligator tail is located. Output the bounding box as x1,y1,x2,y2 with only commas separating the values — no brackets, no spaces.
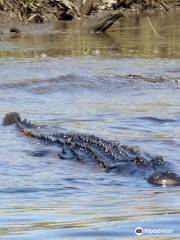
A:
2,112,21,126
2,112,38,138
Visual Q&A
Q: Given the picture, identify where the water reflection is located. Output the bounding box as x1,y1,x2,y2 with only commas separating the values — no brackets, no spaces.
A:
0,10,180,58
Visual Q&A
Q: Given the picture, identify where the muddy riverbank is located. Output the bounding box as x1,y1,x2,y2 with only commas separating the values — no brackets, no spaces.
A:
0,7,180,58
0,0,179,27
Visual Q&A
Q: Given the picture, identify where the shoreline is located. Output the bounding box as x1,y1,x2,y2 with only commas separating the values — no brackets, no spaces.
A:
0,7,179,37
0,0,179,27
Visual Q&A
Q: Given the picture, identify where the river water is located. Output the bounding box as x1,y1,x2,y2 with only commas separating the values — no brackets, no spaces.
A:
0,9,180,240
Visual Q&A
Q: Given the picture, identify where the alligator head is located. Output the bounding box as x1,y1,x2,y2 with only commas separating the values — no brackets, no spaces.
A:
148,172,180,186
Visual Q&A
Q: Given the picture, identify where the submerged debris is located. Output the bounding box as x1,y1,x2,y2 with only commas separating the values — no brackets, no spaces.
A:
92,10,124,32
9,27,22,33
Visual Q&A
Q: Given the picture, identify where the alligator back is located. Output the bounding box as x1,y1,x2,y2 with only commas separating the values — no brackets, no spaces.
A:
3,112,180,186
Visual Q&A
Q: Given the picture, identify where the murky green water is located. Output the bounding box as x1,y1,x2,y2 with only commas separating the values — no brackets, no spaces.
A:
0,9,180,239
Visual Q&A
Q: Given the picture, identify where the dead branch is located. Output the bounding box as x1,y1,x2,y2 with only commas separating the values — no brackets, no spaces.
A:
92,11,124,33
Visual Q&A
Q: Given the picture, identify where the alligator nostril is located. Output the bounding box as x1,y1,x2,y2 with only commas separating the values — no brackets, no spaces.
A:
148,172,180,186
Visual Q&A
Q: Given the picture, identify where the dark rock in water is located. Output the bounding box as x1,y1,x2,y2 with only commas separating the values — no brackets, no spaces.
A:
34,14,45,23
2,112,180,187
58,6,74,20
10,27,22,33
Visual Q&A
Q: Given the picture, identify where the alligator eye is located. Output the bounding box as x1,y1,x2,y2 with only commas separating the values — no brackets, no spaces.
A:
150,156,165,166
148,172,180,186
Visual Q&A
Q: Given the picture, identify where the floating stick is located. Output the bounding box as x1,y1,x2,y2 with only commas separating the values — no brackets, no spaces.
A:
146,16,164,39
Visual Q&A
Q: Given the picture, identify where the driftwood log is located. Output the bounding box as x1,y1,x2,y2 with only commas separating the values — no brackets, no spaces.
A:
91,11,124,32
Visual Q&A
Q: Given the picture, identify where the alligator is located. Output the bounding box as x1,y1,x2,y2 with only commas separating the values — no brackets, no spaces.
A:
2,112,180,186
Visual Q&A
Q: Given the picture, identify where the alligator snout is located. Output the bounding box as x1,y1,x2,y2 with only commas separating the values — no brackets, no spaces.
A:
148,172,180,186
